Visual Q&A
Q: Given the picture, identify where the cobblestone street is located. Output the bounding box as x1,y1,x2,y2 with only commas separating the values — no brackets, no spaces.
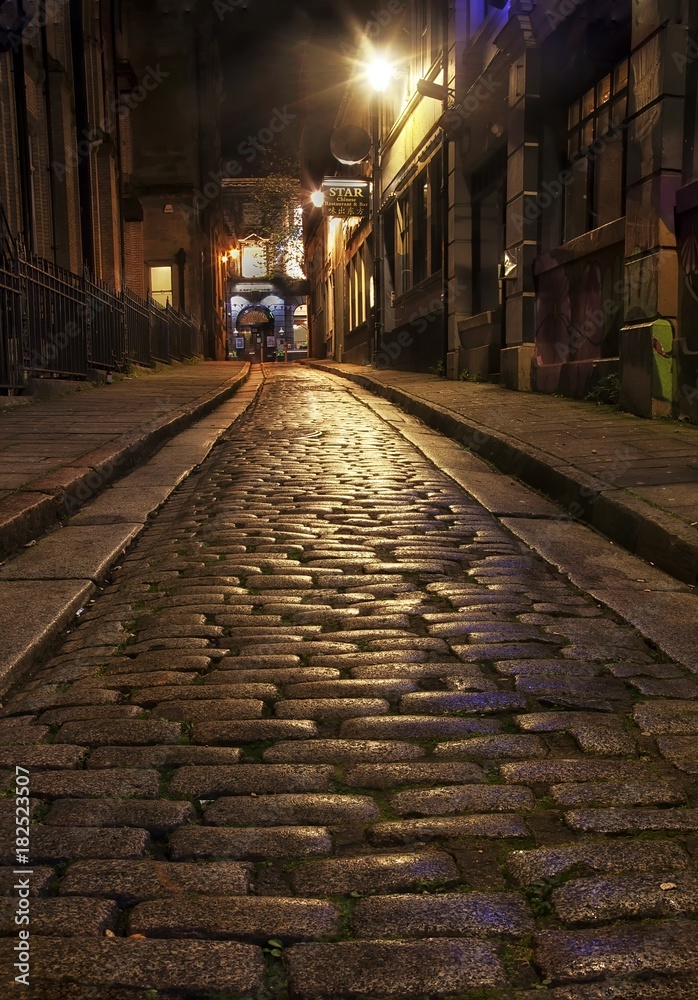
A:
2,365,698,998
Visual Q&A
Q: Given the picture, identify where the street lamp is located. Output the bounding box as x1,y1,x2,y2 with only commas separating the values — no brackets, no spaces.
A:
366,56,394,367
366,58,394,93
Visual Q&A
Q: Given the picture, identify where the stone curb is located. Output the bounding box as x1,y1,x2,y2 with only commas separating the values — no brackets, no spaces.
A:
304,361,698,586
0,368,263,696
0,364,252,560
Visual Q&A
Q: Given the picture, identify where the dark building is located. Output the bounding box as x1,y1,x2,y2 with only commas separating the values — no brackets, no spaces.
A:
222,177,308,363
303,0,698,422
0,0,227,379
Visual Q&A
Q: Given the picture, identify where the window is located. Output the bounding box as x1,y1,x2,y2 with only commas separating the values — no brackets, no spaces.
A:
429,151,443,275
472,147,507,315
383,153,444,301
416,0,442,74
413,169,428,286
150,266,172,308
242,244,267,278
564,59,628,241
397,194,411,296
347,249,368,331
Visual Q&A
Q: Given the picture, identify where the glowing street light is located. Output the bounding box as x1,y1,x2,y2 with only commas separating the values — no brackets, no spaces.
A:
310,189,325,208
366,58,394,92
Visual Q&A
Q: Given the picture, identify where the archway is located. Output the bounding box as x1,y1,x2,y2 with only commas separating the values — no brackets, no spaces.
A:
235,304,276,361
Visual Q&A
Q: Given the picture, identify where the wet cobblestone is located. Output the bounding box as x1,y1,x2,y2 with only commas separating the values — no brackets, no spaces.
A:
1,366,697,996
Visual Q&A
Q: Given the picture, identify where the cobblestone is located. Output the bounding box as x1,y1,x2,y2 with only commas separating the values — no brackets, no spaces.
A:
551,871,698,925
58,859,252,904
2,366,694,998
204,792,379,826
44,798,194,833
11,827,150,863
343,762,487,787
262,739,426,763
0,937,264,994
290,851,459,895
128,896,339,941
27,769,160,799
352,891,534,938
0,898,117,937
284,939,506,995
369,814,529,844
169,825,332,859
53,719,182,745
507,840,692,884
388,784,534,815
535,921,698,983
169,763,334,797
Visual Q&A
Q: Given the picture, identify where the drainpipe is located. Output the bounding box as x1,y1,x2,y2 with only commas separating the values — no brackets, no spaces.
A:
441,0,450,374
69,0,95,272
12,43,35,250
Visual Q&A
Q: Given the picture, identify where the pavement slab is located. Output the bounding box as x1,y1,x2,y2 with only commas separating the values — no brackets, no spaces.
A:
1,364,697,997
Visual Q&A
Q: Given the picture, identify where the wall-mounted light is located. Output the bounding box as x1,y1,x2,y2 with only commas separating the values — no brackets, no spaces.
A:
310,190,325,208
366,57,395,92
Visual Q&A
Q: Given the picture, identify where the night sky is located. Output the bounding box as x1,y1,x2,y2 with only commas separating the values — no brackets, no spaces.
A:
218,0,375,165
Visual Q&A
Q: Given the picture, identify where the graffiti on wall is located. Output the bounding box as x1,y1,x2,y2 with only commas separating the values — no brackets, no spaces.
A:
532,244,624,398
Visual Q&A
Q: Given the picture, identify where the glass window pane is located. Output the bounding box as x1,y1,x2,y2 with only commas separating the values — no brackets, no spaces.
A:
596,107,609,138
565,158,589,241
568,132,579,158
242,245,267,278
594,138,624,227
582,88,595,119
569,101,580,128
612,94,628,128
614,59,629,92
597,74,611,106
582,120,594,149
150,266,172,293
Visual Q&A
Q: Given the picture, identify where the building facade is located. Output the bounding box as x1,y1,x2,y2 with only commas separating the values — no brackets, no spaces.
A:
304,0,698,422
0,0,227,360
222,177,308,362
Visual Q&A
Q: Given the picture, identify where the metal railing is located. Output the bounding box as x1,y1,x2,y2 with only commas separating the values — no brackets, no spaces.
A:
0,242,203,392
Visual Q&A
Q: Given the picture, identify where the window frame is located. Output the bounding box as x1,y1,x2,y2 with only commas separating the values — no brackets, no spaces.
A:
564,59,629,241
149,265,173,309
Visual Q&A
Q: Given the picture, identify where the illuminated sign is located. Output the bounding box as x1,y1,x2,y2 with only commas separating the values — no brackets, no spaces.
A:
322,179,370,219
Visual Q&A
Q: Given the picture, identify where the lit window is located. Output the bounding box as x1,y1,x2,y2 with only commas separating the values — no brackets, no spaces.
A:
242,245,268,278
150,266,173,308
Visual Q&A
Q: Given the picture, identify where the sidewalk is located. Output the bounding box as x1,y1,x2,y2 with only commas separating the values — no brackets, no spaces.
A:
0,362,250,557
305,360,698,586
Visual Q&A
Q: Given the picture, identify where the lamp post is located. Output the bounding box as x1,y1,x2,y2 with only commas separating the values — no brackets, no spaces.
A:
366,59,394,367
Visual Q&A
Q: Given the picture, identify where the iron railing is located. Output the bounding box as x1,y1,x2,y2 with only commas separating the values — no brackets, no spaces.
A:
0,242,203,392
